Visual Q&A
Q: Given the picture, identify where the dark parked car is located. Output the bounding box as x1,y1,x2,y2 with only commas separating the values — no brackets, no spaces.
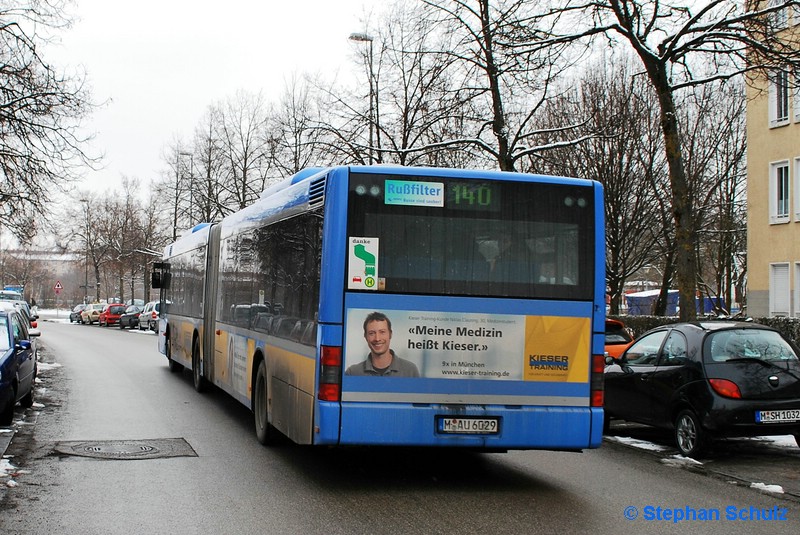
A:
98,304,127,327
70,304,87,323
118,305,142,330
604,321,800,458
0,307,38,425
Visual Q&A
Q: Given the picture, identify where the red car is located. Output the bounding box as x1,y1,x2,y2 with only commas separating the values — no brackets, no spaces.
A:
605,318,634,358
98,304,127,327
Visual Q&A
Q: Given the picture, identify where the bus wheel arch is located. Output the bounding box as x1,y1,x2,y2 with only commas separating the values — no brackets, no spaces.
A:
253,352,278,446
166,327,183,373
192,333,206,393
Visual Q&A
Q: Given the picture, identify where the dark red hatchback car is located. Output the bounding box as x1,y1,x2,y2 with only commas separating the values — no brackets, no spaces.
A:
98,304,126,327
604,321,800,458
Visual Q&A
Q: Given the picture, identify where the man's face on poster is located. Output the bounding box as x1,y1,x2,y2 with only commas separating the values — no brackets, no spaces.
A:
365,319,392,358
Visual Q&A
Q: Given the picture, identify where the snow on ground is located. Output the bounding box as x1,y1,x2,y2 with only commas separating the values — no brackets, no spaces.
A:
660,455,704,468
751,482,785,494
605,436,671,452
607,433,798,456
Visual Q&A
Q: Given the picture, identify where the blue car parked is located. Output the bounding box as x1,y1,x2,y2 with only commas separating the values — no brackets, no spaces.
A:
0,306,38,425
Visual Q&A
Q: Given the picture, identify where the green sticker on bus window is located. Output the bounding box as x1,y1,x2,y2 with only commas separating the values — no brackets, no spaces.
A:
348,237,379,290
385,180,444,207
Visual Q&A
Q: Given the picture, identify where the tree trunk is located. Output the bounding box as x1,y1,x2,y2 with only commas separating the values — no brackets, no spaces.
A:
479,0,514,172
645,64,697,321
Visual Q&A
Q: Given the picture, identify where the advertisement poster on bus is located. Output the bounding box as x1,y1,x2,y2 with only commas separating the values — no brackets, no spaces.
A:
344,308,590,382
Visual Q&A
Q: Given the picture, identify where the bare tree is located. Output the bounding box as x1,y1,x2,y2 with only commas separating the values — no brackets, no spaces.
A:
156,141,192,241
524,0,800,320
214,90,273,211
422,0,592,171
682,81,748,314
532,56,666,314
0,1,96,242
371,1,488,166
269,74,331,176
69,192,111,302
191,110,228,224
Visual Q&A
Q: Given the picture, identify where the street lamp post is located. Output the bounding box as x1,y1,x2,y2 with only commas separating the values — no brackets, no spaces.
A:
349,32,375,164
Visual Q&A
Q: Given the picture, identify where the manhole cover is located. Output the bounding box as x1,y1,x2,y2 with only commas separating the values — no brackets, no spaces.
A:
54,438,197,460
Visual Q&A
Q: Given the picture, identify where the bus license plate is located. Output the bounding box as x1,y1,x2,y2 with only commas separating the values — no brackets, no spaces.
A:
439,417,499,434
756,409,800,423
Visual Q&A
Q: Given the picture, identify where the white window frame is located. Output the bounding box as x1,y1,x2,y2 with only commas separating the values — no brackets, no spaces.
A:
770,262,791,317
769,68,790,127
794,262,800,317
770,160,790,224
795,69,800,123
796,158,800,221
792,156,800,223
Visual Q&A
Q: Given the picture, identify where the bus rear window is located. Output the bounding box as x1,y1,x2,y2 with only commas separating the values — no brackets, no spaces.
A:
347,173,595,299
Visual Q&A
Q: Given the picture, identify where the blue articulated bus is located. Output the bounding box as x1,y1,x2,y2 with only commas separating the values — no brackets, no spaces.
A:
153,165,606,451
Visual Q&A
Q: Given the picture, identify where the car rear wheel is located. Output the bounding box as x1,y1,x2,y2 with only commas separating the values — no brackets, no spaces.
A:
20,374,35,409
0,389,16,425
675,409,707,458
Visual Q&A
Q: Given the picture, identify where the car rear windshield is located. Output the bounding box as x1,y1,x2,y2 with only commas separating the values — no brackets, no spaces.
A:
706,329,800,363
110,306,126,313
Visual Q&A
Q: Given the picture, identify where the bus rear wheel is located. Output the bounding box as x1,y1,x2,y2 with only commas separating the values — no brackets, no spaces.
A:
254,360,277,445
192,338,206,393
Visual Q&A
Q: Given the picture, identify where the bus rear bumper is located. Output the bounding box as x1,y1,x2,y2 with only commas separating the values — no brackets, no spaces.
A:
318,402,603,450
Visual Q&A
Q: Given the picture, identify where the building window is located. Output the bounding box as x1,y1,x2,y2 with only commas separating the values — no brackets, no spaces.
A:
796,158,800,221
794,262,800,317
770,262,790,317
769,68,790,127
770,161,790,223
770,0,789,29
795,70,800,123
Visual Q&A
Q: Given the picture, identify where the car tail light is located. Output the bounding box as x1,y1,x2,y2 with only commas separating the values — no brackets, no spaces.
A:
318,345,341,401
590,353,605,407
709,378,742,399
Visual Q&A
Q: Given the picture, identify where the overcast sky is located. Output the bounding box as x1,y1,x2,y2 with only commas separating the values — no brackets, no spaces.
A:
48,0,382,198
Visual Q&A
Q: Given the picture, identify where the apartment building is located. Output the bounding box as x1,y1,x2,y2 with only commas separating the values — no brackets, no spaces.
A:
746,4,800,316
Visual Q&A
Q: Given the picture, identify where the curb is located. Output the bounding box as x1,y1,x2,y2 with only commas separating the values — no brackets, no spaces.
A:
0,429,12,458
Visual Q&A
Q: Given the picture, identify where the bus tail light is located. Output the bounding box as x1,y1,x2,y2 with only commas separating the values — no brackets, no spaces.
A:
318,345,342,401
590,354,605,407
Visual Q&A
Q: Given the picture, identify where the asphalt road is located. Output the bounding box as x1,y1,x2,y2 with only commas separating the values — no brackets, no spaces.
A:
2,315,800,534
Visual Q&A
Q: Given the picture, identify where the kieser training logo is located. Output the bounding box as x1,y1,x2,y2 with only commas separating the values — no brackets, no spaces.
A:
385,180,445,207
524,316,590,382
